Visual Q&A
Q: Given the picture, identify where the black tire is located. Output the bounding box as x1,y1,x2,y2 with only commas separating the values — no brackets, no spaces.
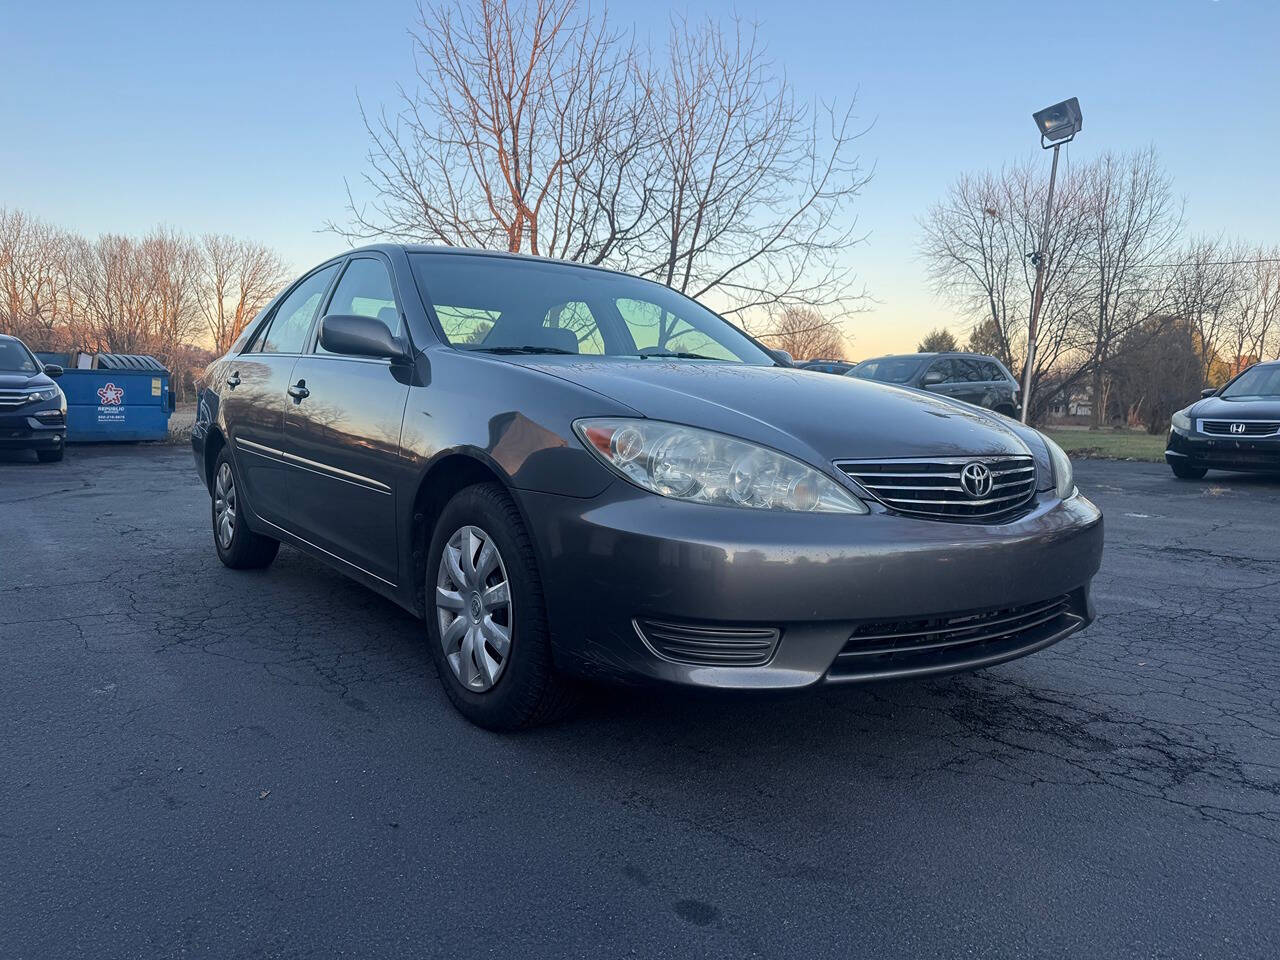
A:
36,446,64,463
211,448,279,569
1170,462,1207,481
425,482,577,730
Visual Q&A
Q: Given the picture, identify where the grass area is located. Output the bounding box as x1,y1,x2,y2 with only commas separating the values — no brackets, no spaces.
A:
1043,428,1167,463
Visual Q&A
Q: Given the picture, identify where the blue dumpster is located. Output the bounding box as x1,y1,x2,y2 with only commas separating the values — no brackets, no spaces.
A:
59,354,174,442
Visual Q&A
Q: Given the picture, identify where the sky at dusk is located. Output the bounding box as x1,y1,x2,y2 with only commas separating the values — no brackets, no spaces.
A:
4,0,1278,355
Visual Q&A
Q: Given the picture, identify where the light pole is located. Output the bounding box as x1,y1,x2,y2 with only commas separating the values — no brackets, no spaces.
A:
1020,96,1083,423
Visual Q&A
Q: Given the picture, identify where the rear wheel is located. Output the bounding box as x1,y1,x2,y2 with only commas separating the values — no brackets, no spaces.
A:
425,482,577,730
211,450,279,569
1170,461,1207,480
36,446,64,463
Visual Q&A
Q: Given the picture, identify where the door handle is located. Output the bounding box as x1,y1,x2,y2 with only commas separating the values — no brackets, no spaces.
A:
287,380,310,402
226,373,241,389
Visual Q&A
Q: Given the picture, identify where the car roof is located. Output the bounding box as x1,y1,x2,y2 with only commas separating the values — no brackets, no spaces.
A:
858,352,1001,363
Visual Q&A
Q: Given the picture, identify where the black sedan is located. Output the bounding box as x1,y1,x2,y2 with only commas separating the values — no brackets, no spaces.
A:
193,245,1103,729
1167,360,1280,479
0,334,66,462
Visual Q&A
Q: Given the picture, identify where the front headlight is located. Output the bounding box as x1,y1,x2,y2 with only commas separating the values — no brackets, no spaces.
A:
574,418,867,514
1042,434,1076,500
25,388,59,403
1170,408,1192,433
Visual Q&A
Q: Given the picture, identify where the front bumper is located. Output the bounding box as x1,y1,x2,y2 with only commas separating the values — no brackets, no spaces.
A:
1166,428,1280,473
521,482,1103,690
0,410,66,451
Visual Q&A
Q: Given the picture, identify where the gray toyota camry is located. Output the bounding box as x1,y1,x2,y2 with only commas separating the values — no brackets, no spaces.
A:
193,245,1103,729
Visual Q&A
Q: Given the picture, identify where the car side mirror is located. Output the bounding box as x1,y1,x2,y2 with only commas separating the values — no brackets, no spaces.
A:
43,363,63,378
319,314,411,362
770,349,794,366
1200,387,1216,398
922,369,946,387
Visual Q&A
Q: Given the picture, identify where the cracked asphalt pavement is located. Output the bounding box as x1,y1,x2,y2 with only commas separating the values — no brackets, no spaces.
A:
2,446,1277,958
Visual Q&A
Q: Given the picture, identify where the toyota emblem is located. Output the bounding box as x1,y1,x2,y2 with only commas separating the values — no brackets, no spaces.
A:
960,462,995,499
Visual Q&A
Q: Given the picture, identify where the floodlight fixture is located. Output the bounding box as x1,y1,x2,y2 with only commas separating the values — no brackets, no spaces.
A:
1032,97,1082,148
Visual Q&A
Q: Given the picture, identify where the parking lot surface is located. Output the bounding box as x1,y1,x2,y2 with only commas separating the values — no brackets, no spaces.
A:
2,446,1278,958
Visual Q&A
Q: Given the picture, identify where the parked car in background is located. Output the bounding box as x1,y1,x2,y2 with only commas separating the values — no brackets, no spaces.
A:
1166,360,1280,479
848,352,1021,417
798,358,856,376
194,245,1102,730
0,334,66,462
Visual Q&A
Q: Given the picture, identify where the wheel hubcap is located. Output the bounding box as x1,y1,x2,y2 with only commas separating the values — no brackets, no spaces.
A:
435,525,512,692
213,462,236,549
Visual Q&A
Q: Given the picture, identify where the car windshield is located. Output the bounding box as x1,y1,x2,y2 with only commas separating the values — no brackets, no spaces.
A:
1221,364,1280,399
848,356,924,384
409,253,774,364
0,339,39,373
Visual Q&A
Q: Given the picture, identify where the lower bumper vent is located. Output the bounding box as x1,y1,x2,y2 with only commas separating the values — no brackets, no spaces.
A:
827,593,1080,679
635,619,780,667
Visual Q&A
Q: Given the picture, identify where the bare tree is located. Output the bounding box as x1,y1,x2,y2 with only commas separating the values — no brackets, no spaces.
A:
68,233,156,354
1,208,290,376
0,209,77,348
759,306,845,360
635,15,869,320
1165,236,1242,383
143,226,203,374
1222,246,1280,366
1080,147,1182,427
920,159,1094,421
335,0,648,263
200,234,290,352
335,0,871,323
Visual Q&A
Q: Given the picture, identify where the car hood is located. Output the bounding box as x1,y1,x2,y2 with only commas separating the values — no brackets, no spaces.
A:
506,357,1034,462
0,371,53,390
1192,395,1280,420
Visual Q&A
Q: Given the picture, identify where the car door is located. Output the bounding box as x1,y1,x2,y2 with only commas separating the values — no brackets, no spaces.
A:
278,254,412,586
934,359,986,406
979,360,1015,411
222,263,340,528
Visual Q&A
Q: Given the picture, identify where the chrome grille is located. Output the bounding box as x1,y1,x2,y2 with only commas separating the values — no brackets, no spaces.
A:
1199,420,1280,437
836,455,1037,521
0,390,35,410
634,619,780,667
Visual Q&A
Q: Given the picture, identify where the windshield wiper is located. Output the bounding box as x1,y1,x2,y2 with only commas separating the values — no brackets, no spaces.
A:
629,351,727,361
472,345,577,355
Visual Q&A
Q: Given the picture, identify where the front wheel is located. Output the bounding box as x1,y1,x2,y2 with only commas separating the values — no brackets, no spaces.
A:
425,482,577,730
211,450,279,569
36,446,64,463
1170,461,1207,480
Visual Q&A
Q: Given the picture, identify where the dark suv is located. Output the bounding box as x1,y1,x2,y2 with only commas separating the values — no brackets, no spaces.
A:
848,352,1021,417
0,334,66,462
